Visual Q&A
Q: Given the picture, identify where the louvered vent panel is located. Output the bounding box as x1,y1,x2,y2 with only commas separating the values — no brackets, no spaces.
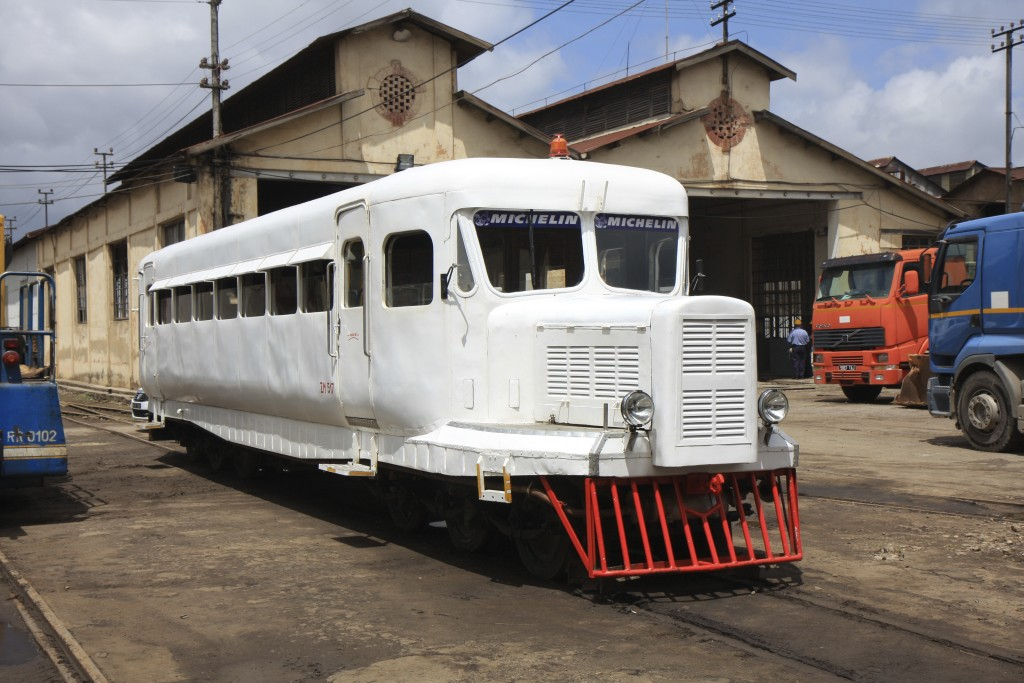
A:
547,346,640,399
681,321,747,374
680,389,747,439
678,319,750,443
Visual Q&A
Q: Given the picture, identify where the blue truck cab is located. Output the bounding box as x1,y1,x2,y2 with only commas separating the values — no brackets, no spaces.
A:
927,212,1024,452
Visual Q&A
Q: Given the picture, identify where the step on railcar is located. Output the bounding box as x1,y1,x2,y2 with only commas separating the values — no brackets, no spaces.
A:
138,155,802,580
1,271,67,486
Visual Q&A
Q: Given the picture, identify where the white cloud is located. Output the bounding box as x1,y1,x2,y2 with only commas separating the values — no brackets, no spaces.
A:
4,1,1024,236
772,38,1023,169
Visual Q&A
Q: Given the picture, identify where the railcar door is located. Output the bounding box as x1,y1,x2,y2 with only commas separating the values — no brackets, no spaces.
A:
366,195,449,433
335,203,375,424
928,235,981,368
138,263,161,398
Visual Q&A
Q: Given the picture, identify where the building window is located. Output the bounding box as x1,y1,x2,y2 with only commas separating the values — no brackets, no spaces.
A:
111,242,129,320
901,235,933,250
162,219,185,247
74,256,88,323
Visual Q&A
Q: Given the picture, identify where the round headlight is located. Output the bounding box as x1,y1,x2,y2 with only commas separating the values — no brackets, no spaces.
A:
757,389,789,424
620,390,655,427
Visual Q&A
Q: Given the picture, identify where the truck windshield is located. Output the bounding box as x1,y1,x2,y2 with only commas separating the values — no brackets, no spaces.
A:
817,262,895,300
473,210,584,292
595,213,679,292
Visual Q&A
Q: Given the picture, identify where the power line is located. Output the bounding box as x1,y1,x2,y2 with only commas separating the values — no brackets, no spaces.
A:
0,82,194,87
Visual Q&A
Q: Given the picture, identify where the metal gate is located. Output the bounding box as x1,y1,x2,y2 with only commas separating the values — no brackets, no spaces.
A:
752,231,815,376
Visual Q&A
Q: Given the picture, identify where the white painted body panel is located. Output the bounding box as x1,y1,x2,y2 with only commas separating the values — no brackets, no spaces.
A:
139,158,797,480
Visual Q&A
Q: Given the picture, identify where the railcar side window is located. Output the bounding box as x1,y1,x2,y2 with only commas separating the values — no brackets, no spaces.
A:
595,214,679,292
473,210,583,292
156,290,172,324
301,260,332,313
216,277,238,319
240,273,266,317
385,231,433,307
269,266,298,316
174,286,192,323
194,282,214,321
343,240,364,308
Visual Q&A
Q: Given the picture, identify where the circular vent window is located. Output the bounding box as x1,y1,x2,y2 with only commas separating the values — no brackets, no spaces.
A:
370,61,422,125
702,96,751,151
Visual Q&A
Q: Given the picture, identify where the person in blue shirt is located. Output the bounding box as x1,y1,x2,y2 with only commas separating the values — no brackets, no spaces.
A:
787,319,811,379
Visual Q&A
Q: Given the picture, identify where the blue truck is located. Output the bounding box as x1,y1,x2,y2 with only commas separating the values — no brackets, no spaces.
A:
927,212,1024,452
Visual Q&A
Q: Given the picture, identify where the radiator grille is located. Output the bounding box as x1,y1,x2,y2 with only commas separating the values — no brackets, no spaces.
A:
546,346,640,399
679,319,749,442
681,320,746,373
814,327,885,350
680,389,746,439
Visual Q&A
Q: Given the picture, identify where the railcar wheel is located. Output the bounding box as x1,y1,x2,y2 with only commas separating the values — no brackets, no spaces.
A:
445,500,491,552
206,449,229,473
515,527,571,581
233,450,261,478
957,371,1024,452
841,385,882,403
185,442,203,463
385,484,427,533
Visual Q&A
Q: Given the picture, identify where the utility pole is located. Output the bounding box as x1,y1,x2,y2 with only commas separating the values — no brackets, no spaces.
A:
199,0,230,138
992,20,1024,214
37,190,54,228
710,0,735,44
710,0,736,99
94,147,114,186
199,0,231,230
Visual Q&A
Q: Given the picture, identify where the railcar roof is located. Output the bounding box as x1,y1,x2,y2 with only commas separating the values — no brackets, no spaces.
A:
140,158,688,277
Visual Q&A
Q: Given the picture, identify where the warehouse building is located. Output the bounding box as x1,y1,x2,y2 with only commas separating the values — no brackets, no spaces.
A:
20,8,960,388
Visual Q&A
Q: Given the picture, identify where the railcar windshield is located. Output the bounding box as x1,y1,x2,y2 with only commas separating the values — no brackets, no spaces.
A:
473,210,584,292
817,262,895,301
595,213,679,292
470,210,680,294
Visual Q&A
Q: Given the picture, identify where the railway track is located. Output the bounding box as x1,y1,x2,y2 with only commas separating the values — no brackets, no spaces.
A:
588,557,1024,681
61,401,135,425
22,413,1024,681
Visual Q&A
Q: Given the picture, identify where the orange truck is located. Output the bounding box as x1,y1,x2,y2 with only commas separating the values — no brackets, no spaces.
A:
811,248,932,402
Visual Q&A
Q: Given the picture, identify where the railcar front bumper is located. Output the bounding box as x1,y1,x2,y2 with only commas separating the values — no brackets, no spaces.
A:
541,468,802,578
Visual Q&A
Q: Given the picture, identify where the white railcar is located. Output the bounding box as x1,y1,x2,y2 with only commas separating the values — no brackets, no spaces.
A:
138,156,801,579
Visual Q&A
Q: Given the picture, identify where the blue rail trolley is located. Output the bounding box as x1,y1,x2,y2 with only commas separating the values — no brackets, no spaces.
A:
1,271,67,486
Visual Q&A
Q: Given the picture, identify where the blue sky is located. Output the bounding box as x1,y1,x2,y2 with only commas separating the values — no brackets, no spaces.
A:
2,0,1022,238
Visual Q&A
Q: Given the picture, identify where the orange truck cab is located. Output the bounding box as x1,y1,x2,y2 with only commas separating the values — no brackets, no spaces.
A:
811,249,932,402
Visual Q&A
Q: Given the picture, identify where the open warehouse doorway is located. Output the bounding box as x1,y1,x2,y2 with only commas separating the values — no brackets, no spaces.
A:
689,197,827,377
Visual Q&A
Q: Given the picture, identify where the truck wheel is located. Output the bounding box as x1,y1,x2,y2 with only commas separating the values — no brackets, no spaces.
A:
956,372,1024,452
841,385,882,403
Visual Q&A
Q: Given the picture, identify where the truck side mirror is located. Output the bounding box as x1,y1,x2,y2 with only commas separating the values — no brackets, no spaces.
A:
902,270,920,296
